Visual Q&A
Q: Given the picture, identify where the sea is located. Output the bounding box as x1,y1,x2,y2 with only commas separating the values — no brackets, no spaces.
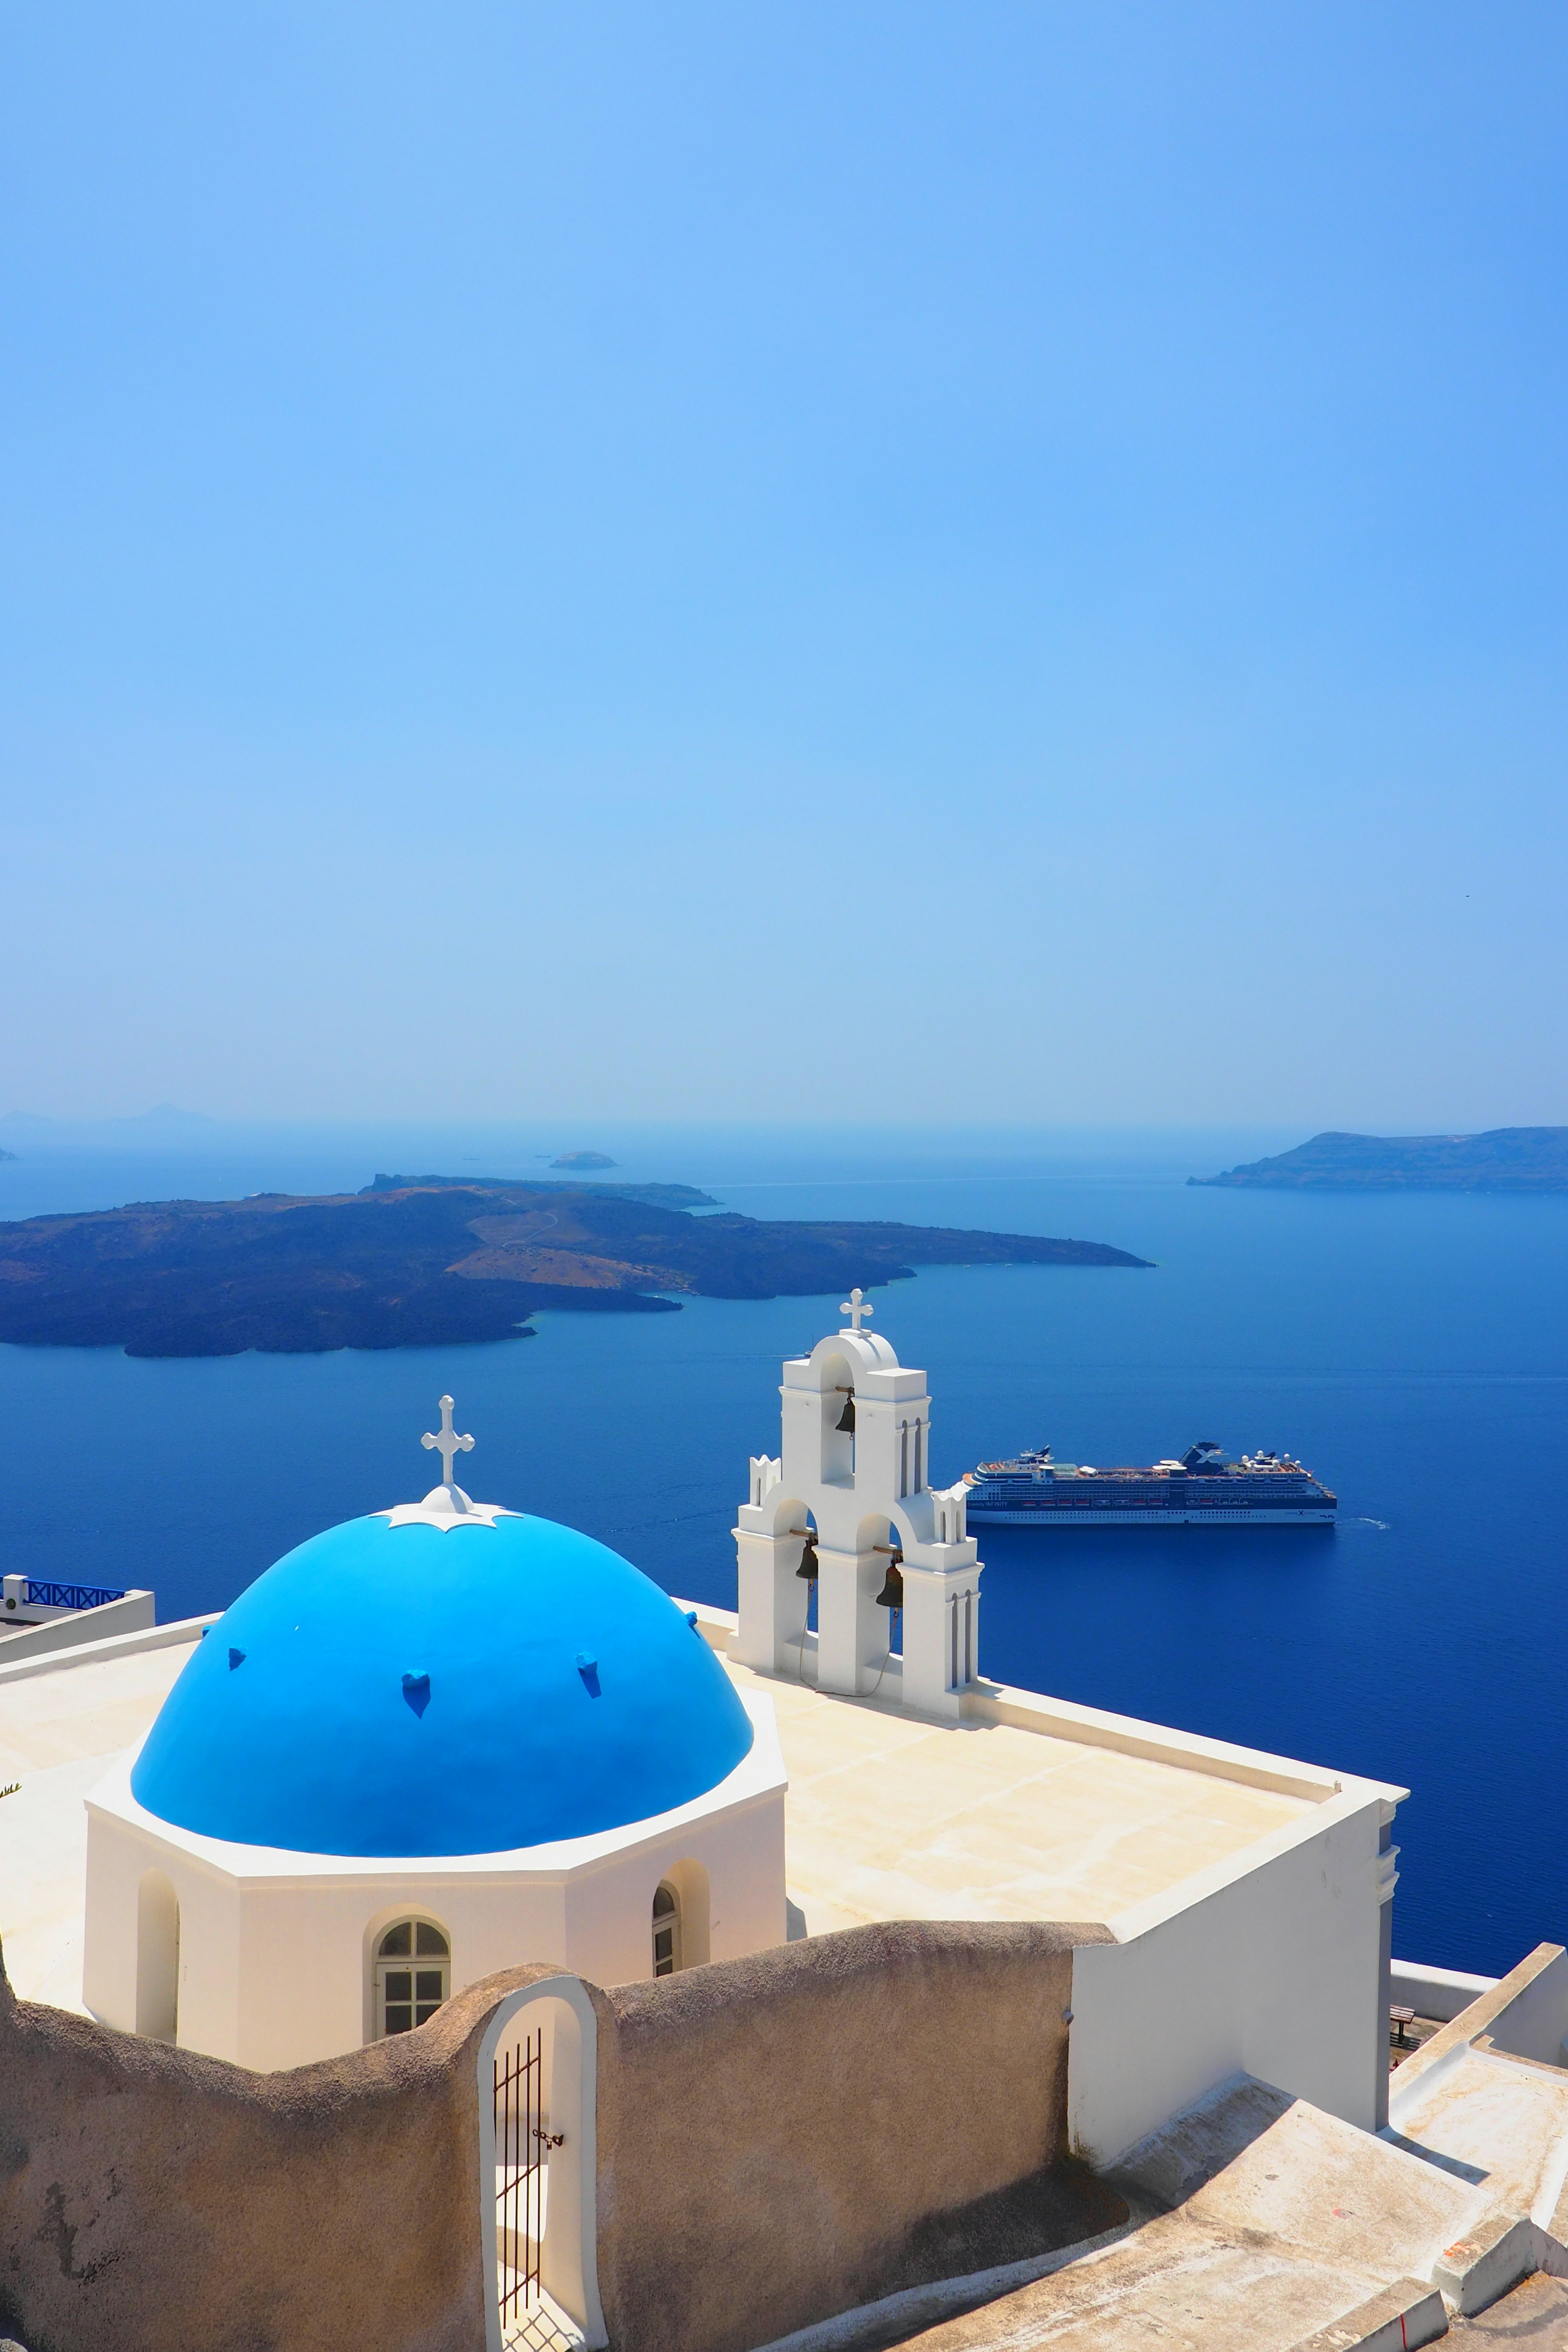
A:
2,1117,1564,1980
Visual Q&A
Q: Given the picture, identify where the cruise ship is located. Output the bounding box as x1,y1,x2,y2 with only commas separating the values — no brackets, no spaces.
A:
963,1441,1336,1526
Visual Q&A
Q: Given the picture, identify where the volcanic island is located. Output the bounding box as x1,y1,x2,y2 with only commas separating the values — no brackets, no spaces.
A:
0,1174,1151,1356
1192,1125,1568,1191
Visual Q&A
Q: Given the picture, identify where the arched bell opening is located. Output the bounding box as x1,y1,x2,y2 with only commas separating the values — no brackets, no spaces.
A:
135,1866,180,2042
737,1494,820,1681
873,1519,905,1657
817,1352,855,1486
793,1510,821,1628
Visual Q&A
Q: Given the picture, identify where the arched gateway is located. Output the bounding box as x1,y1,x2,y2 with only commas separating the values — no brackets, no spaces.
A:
479,1976,606,2351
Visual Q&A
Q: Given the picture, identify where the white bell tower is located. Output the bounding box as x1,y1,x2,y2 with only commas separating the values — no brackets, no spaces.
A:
731,1292,982,1719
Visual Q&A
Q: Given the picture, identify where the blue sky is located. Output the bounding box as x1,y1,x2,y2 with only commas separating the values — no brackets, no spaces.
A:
3,4,1564,1127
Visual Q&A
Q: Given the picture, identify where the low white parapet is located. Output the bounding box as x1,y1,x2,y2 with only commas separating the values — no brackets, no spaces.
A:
961,1675,1392,1806
0,1610,218,1686
1387,1942,1568,2133
677,1599,739,1652
0,1588,156,1663
1390,1959,1501,2022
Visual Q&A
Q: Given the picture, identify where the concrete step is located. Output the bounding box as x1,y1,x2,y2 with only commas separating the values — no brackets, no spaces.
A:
1450,2270,1568,2342
1388,2041,1568,2237
793,2077,1492,2351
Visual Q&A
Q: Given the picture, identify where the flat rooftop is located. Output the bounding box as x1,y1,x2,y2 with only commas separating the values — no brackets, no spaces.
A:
1,1615,1369,2013
715,1648,1319,1940
1,1639,192,2012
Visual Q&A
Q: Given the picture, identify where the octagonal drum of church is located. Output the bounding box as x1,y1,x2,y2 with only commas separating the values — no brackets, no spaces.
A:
83,1488,788,2074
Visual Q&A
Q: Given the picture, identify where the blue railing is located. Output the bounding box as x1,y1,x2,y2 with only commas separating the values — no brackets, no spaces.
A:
21,1581,129,1611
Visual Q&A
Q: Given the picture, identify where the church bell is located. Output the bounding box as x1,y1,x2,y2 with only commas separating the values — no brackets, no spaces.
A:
875,1561,904,1610
835,1389,856,1435
795,1537,819,1581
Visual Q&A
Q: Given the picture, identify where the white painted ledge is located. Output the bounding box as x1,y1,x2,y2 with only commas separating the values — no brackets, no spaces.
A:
962,1676,1405,1809
0,1590,156,1664
1391,1960,1501,2021
683,1597,1405,1824
676,1598,737,1652
0,1612,218,1688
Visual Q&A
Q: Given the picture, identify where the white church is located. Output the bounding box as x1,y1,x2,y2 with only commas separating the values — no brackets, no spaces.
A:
82,1390,788,2067
7,1294,1568,2352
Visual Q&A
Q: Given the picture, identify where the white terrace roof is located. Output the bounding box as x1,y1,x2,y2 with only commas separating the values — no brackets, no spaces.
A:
0,1626,206,2011
685,1606,1401,1944
0,1607,1401,2015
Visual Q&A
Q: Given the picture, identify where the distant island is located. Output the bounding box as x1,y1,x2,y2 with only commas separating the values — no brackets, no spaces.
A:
1192,1127,1568,1192
0,1176,1151,1356
550,1151,617,1170
0,1148,15,1164
366,1173,711,1209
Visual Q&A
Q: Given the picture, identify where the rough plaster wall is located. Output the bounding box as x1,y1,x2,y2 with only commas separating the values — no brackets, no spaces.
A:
590,1918,1116,2352
1,1922,1117,2352
0,1945,559,2352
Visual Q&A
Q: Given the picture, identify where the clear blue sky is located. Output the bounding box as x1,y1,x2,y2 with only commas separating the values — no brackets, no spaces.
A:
3,4,1564,1127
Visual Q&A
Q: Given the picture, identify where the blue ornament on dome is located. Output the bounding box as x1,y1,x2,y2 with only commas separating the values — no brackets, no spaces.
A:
130,1397,754,1859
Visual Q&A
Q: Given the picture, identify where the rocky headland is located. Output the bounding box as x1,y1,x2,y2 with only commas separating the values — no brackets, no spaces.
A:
0,1175,1151,1356
1192,1126,1568,1191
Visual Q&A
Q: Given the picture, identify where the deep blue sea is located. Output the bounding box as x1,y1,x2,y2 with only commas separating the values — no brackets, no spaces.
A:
3,1117,1564,1979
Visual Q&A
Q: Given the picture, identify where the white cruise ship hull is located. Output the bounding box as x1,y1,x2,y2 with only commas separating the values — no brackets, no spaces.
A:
966,1505,1336,1526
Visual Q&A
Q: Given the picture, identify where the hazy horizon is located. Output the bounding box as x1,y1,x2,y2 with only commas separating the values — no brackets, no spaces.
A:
1,1108,1562,1148
2,1107,1559,1146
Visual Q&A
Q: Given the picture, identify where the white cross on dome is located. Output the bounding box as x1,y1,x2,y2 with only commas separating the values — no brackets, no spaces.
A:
840,1288,873,1332
421,1395,474,1486
381,1396,512,1530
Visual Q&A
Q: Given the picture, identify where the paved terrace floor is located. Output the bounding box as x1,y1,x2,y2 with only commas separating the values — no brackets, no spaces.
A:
717,1653,1316,1938
0,1641,192,2011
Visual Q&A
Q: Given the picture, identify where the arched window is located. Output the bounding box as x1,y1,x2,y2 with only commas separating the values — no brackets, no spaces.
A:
373,1918,450,2037
652,1882,681,1977
900,1421,909,1498
913,1420,924,1491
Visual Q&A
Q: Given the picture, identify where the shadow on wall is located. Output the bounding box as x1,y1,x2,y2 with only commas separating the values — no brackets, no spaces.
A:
0,1919,1121,2352
590,1920,1123,2352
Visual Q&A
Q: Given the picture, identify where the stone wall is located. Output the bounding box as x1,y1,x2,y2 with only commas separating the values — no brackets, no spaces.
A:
590,1918,1119,2352
0,1947,559,2352
0,1920,1116,2352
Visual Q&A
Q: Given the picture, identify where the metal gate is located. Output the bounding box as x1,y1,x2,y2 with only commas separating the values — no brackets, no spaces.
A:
496,2025,570,2346
496,2026,543,2330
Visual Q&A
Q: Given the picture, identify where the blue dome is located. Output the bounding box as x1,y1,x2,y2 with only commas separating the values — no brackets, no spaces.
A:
130,1512,755,1858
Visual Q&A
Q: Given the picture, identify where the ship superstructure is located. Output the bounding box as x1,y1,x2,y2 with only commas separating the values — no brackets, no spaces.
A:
964,1440,1335,1525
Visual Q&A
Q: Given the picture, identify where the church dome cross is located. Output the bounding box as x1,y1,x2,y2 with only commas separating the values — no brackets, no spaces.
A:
421,1394,475,1489
840,1288,873,1333
381,1397,512,1531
